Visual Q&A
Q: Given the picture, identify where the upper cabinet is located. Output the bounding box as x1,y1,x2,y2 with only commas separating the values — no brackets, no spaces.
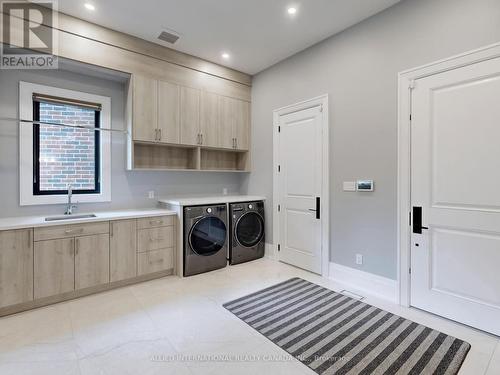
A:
219,96,250,151
158,81,180,144
127,73,251,172
180,86,201,146
200,91,220,148
132,75,158,143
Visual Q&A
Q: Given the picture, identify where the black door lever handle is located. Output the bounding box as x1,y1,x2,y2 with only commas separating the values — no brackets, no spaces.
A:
412,206,428,234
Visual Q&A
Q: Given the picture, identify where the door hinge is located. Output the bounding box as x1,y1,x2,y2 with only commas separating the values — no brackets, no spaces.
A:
409,267,412,274
409,212,412,226
277,244,281,252
409,113,412,121
278,204,281,212
319,104,323,113
409,80,415,90
278,125,281,132
278,165,281,172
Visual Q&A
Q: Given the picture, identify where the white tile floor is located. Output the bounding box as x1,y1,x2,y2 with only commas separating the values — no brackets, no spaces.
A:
0,258,498,374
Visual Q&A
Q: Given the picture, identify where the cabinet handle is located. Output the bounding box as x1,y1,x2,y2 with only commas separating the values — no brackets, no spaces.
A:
235,138,238,149
75,239,79,255
154,129,158,141
65,228,84,234
27,230,32,248
200,133,203,145
110,222,114,237
150,219,163,225
159,129,162,141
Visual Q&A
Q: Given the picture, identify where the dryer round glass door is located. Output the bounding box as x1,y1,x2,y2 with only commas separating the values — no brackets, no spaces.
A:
236,212,264,248
189,216,227,256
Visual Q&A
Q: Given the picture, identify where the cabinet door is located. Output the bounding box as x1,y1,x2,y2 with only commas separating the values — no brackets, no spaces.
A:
0,229,33,308
110,220,137,282
158,81,180,144
200,91,219,147
133,75,158,142
234,100,250,150
180,86,200,146
75,234,110,290
34,238,74,299
219,96,236,149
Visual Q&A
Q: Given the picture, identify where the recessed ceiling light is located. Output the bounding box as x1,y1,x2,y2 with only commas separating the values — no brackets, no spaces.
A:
287,7,297,15
221,52,230,59
84,3,95,11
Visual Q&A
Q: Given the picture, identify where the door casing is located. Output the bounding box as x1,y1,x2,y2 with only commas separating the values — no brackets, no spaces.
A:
397,42,500,307
273,95,330,277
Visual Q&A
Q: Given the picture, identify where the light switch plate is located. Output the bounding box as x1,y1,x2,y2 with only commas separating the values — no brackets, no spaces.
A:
343,181,356,192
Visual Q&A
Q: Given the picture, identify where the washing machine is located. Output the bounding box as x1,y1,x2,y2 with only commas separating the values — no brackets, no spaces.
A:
229,201,265,265
184,204,228,276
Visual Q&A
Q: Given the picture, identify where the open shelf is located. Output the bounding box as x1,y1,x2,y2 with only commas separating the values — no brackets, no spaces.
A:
129,142,250,172
200,149,250,172
133,143,199,170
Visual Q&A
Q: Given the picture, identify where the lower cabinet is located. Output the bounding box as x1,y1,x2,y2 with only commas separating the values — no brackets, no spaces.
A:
0,214,176,315
0,229,33,308
110,219,137,282
75,234,110,290
34,238,75,299
138,248,174,276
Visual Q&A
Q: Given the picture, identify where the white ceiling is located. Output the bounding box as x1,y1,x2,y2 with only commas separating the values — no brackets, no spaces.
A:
57,0,401,75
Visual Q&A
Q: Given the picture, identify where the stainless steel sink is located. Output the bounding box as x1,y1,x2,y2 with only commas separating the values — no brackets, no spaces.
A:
45,214,97,222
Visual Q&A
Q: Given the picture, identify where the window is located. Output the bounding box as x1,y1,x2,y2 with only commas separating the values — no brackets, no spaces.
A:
19,82,111,206
33,97,101,195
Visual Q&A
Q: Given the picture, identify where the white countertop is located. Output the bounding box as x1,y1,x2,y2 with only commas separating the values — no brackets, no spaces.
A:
158,195,266,206
0,209,176,231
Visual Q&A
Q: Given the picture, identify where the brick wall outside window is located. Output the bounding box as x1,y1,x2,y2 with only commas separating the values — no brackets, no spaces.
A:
38,102,97,191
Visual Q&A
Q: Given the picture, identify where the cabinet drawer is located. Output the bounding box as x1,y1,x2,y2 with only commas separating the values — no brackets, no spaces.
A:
137,215,174,229
137,226,174,252
137,248,173,276
34,222,109,241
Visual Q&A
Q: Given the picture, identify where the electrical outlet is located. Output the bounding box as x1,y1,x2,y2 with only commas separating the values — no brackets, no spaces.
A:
148,190,155,199
356,254,363,265
222,188,228,196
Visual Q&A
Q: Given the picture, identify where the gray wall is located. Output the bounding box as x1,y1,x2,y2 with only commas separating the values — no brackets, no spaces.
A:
0,68,243,217
242,0,500,279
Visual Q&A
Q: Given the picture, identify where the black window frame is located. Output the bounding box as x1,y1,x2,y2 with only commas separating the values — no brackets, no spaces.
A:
32,100,101,196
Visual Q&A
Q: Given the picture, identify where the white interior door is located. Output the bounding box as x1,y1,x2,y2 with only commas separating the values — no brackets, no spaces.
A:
410,56,500,335
277,105,323,274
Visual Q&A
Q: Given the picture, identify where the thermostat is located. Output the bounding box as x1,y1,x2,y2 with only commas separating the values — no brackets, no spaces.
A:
357,180,374,192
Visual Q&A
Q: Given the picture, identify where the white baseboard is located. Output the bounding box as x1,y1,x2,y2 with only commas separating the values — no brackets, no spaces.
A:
265,242,276,260
328,262,398,303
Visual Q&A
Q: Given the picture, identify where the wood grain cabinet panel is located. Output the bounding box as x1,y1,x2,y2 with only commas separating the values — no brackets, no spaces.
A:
137,226,174,253
137,248,174,276
0,229,33,308
133,75,158,142
234,99,250,150
34,222,109,241
158,80,180,144
75,234,110,290
110,220,137,282
200,91,220,147
180,86,201,146
34,238,75,299
219,96,236,149
137,215,174,229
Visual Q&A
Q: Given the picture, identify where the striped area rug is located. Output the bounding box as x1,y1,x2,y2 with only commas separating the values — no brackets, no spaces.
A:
223,278,470,375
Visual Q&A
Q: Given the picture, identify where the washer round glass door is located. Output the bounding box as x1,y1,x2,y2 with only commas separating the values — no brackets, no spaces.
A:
189,216,227,256
236,212,264,248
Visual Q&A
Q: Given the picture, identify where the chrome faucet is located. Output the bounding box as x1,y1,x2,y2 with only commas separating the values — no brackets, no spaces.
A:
65,184,77,215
